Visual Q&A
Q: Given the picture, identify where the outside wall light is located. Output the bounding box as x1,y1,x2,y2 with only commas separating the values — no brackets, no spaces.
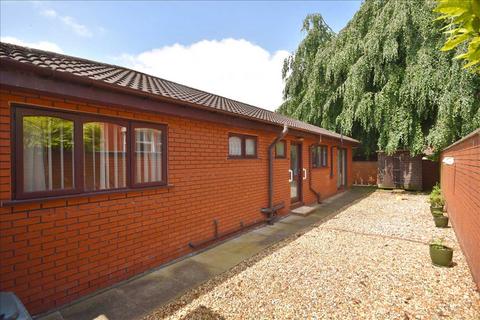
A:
442,157,455,165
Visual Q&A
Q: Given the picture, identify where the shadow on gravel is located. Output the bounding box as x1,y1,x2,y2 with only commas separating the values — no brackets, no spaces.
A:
145,187,376,319
179,305,225,320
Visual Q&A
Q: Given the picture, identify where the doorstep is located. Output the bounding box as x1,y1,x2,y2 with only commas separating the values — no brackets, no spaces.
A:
291,204,319,216
36,187,374,320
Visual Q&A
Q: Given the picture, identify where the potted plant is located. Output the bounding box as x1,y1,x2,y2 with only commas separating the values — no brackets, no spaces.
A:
434,215,449,228
429,238,453,267
429,184,444,215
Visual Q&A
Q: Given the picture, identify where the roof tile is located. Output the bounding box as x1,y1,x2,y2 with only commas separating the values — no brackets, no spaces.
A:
0,42,358,143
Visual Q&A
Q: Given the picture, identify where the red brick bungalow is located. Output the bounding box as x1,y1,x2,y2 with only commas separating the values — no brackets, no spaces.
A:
0,42,359,315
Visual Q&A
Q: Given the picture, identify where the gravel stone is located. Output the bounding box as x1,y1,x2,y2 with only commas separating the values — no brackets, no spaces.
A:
144,189,480,320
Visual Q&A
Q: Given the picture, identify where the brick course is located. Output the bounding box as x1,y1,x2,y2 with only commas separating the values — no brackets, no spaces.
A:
441,131,480,288
0,88,354,315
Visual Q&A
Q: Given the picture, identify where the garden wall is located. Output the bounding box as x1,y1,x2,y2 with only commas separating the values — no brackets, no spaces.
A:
351,161,377,185
440,129,480,289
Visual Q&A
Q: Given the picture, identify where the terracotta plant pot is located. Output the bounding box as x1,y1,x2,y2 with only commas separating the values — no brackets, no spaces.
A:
434,215,449,228
429,244,453,267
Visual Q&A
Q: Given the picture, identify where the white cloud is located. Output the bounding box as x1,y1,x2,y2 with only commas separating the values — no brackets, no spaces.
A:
40,9,57,18
1,36,63,53
60,16,92,37
117,39,289,111
40,8,93,37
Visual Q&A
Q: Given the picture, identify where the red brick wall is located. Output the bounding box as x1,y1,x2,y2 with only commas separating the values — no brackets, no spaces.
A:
0,88,355,314
351,161,377,185
441,131,480,289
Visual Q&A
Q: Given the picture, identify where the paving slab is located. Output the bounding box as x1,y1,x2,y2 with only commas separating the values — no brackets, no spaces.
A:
60,288,140,320
37,187,374,320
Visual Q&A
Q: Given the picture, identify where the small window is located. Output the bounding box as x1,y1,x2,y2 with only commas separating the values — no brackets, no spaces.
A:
275,140,286,158
312,145,328,168
228,133,257,158
134,126,165,185
245,138,256,156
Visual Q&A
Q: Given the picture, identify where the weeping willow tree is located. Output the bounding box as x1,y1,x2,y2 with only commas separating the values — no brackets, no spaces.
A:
279,0,480,157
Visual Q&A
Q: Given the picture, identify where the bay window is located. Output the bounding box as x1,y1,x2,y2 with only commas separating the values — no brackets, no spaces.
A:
14,106,167,200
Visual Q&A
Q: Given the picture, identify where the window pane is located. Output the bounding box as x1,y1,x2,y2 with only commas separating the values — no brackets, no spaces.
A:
83,122,127,191
312,146,321,168
229,136,242,156
276,141,285,157
135,128,163,184
322,147,328,166
245,138,256,156
23,116,74,192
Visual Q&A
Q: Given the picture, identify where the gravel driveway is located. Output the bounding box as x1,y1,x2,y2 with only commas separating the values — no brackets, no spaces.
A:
145,189,480,319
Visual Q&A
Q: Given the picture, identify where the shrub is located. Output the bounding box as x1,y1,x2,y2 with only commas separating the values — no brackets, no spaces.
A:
429,183,445,207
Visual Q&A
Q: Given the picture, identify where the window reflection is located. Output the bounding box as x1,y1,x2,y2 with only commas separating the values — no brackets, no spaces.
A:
23,116,74,192
83,122,127,191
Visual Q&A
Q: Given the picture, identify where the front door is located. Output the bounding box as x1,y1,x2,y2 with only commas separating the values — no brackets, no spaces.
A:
290,142,302,203
337,148,347,188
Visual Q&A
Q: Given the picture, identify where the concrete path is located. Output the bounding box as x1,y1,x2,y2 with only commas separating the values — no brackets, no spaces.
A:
38,187,374,320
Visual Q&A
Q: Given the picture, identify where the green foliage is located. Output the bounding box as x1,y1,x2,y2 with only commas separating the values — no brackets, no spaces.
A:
434,0,480,73
430,237,449,249
279,0,480,157
429,183,444,206
23,116,74,150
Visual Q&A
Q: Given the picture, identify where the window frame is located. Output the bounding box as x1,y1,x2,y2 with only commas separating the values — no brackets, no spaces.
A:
13,105,168,200
228,133,257,159
311,144,329,169
275,140,286,159
82,118,130,193
131,122,168,188
14,107,83,200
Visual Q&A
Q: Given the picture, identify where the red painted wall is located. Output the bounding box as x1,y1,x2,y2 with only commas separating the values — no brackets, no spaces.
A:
0,88,355,314
441,130,480,289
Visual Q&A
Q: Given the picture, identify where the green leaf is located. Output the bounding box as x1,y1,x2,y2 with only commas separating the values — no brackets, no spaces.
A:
441,33,471,51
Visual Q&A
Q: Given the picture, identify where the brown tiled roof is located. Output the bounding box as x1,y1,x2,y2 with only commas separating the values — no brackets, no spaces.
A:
0,42,358,143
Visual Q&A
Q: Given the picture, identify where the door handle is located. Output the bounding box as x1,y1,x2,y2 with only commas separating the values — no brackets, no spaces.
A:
303,168,307,180
288,169,293,182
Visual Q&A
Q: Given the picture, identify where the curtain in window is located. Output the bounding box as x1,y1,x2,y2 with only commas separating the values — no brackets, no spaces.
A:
245,138,256,156
23,116,74,192
228,136,242,156
83,122,127,191
135,128,163,184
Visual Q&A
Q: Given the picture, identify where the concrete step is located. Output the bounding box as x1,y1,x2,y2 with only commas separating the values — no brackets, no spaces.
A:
291,205,318,216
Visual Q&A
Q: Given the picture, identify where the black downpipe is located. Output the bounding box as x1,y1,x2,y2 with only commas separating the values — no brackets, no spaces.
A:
268,125,288,208
261,125,288,223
